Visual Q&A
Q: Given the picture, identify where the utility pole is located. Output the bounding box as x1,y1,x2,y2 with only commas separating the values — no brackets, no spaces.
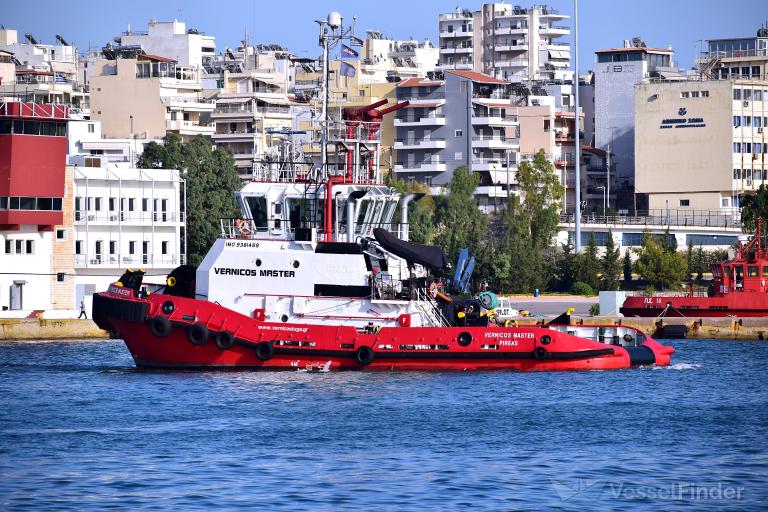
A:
573,0,582,252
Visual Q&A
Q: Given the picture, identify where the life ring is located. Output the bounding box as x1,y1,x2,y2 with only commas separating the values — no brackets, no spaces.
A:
235,219,252,237
166,276,177,287
215,330,235,350
428,282,439,299
161,300,175,315
457,332,472,347
255,341,275,361
149,316,172,338
187,322,209,346
623,334,634,343
534,346,548,360
540,335,552,345
355,346,375,366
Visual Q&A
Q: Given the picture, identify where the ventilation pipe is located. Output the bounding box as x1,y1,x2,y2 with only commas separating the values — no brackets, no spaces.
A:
346,190,367,243
399,193,424,242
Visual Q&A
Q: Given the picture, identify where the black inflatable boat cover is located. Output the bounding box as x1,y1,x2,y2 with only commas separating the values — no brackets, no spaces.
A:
373,228,450,272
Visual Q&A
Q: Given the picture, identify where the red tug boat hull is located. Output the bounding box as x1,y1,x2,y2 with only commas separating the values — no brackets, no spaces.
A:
94,291,674,371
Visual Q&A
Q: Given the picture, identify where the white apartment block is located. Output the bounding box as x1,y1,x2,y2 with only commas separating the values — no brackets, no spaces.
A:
71,162,185,310
358,31,440,84
115,19,216,69
438,4,571,82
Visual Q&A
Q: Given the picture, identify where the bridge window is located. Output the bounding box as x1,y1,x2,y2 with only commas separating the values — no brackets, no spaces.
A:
748,266,759,277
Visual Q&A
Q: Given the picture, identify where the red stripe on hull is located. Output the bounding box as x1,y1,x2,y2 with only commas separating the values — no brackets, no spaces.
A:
95,292,673,372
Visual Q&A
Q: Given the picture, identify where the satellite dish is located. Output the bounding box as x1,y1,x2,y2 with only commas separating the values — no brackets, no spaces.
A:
327,11,342,29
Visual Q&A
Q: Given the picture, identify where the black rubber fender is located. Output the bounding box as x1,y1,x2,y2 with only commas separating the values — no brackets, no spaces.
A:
540,335,552,345
148,316,172,338
457,332,472,347
187,322,209,346
255,341,275,361
533,346,548,360
215,330,235,350
355,346,375,365
626,346,656,366
161,300,175,315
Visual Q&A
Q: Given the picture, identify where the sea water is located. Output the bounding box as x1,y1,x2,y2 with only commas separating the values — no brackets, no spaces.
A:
1,339,767,510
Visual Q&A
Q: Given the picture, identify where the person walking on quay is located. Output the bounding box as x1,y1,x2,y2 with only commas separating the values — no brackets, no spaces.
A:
78,299,87,319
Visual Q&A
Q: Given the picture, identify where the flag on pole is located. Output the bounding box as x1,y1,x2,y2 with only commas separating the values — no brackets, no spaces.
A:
340,61,356,78
341,44,359,60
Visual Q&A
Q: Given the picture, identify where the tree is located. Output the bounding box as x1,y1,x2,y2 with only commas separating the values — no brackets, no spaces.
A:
601,231,621,291
634,232,688,291
740,184,768,233
685,239,695,281
433,165,488,268
623,250,633,286
138,134,242,266
553,234,578,291
576,232,601,292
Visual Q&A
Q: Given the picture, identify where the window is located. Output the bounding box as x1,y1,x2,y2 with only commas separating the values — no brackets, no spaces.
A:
757,117,763,128
733,116,741,127
75,240,82,254
744,89,753,100
756,90,763,101
745,143,752,153
454,152,463,161
544,119,550,132
109,197,116,211
763,267,768,277
752,66,760,77
691,91,700,98
109,241,116,255
142,198,149,212
129,241,136,254
161,241,168,255
748,266,759,277
56,229,66,240
681,91,690,98
734,169,741,179
734,89,742,100
87,123,95,133
454,129,463,137
94,197,102,211
744,116,751,127
701,90,709,97
679,199,690,206
4,240,11,254
722,197,730,207
128,199,135,211
734,143,742,153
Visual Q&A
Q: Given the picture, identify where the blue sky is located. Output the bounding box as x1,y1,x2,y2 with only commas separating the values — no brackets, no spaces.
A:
2,0,766,71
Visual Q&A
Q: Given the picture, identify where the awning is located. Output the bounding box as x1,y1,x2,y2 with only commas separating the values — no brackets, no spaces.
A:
404,102,441,108
548,49,570,59
373,228,450,272
216,97,251,104
254,95,291,105
472,99,513,108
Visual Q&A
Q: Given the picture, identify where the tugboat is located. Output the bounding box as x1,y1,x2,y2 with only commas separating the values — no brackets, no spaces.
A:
91,13,673,371
621,221,767,317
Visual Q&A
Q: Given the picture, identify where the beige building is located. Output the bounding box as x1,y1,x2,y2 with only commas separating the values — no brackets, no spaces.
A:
635,79,768,212
90,54,214,140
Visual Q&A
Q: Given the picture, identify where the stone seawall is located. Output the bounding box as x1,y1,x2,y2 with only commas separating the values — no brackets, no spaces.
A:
0,318,109,341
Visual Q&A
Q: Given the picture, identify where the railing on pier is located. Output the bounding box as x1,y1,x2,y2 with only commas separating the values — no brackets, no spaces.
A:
560,209,741,229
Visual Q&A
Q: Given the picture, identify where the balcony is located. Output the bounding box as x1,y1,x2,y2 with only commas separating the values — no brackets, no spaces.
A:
495,44,528,53
395,161,447,173
394,114,446,126
493,27,528,36
395,137,447,150
211,130,257,141
165,120,215,136
539,25,570,37
440,47,474,54
162,96,215,113
494,59,528,68
439,30,473,38
212,107,254,119
472,116,517,126
73,211,185,225
472,135,518,149
441,62,474,70
75,254,185,268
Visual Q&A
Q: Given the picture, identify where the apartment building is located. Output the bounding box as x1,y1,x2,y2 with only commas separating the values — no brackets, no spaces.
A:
90,51,214,140
635,79,768,212
358,31,439,84
0,28,88,113
0,101,72,312
115,19,216,69
71,162,185,310
592,39,677,211
438,4,571,82
211,68,293,178
702,27,768,81
394,70,519,212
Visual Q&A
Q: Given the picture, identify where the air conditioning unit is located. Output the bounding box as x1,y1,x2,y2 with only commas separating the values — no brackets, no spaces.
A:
758,127,764,134
743,100,750,107
109,215,118,221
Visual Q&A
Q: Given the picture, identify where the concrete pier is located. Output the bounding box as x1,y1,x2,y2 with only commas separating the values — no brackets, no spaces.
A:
0,318,109,341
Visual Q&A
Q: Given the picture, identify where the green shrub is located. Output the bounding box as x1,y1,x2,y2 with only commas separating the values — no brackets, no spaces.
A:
589,303,600,316
571,281,594,296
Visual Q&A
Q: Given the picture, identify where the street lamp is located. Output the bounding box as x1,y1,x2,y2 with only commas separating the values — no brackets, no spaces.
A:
597,185,606,218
